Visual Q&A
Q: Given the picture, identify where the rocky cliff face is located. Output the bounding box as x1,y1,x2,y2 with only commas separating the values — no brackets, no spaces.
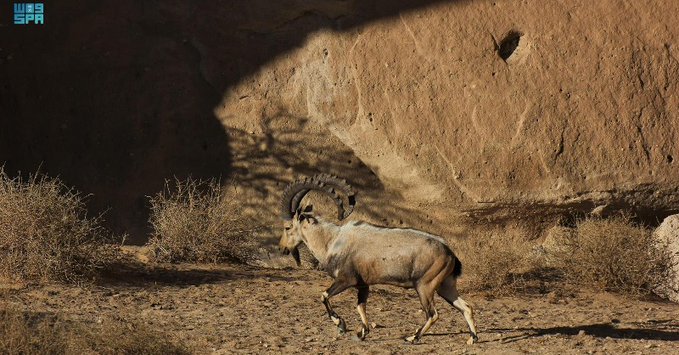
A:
2,1,679,239
221,0,679,219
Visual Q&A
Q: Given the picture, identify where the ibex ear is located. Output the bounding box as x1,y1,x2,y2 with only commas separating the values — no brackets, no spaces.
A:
303,205,313,213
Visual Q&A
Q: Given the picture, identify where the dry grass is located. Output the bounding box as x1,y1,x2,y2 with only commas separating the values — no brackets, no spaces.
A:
454,226,543,295
147,178,258,263
0,305,189,354
0,168,119,284
456,216,676,298
0,307,66,354
552,216,675,297
74,319,191,355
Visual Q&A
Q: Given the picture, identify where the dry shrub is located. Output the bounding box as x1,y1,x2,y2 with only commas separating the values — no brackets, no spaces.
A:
0,168,117,283
454,226,541,294
147,178,257,263
0,306,189,354
553,216,674,296
0,307,66,354
75,318,190,355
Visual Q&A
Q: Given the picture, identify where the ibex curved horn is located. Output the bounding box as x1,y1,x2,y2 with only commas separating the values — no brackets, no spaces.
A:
280,174,356,220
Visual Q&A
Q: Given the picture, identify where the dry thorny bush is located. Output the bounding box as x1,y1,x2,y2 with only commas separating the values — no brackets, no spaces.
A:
147,177,259,263
0,168,120,284
552,216,676,297
0,301,189,354
453,226,544,295
456,215,676,298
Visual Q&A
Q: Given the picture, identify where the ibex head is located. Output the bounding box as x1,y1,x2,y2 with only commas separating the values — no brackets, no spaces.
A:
279,205,315,266
279,174,356,266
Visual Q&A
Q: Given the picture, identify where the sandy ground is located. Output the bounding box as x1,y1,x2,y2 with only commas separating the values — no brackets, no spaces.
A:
2,261,678,354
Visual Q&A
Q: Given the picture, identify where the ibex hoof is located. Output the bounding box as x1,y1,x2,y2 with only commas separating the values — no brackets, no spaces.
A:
337,320,347,335
405,335,419,344
467,335,478,345
356,327,369,340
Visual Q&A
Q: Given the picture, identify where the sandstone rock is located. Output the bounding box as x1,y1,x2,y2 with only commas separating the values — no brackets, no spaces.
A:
3,1,679,239
541,226,575,265
652,215,679,302
590,205,611,218
219,0,679,227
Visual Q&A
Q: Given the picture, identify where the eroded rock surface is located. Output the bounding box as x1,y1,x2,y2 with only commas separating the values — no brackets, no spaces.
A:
220,0,679,216
2,0,679,238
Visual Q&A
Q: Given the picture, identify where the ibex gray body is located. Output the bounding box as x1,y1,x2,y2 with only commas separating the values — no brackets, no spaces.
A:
279,174,478,344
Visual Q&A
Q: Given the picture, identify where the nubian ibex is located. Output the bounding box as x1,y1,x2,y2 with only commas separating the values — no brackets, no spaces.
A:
279,174,478,344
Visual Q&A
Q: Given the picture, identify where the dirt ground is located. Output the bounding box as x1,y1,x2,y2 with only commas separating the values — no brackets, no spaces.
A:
2,260,678,354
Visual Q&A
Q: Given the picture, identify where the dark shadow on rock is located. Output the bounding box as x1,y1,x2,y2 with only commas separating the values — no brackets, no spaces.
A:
226,108,455,237
0,0,473,242
226,109,383,213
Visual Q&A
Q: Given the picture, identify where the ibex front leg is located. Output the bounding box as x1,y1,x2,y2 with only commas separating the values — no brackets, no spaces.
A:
321,281,350,335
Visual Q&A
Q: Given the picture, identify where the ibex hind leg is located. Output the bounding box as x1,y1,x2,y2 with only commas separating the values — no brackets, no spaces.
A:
405,283,439,344
437,275,478,344
355,286,370,340
322,281,351,335
406,260,456,344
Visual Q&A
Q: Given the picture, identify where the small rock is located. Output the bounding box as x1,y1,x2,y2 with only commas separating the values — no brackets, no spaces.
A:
541,226,575,261
577,330,586,337
590,204,610,217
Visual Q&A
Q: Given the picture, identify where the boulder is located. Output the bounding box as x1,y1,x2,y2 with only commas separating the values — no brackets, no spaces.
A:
540,226,576,265
653,215,679,302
